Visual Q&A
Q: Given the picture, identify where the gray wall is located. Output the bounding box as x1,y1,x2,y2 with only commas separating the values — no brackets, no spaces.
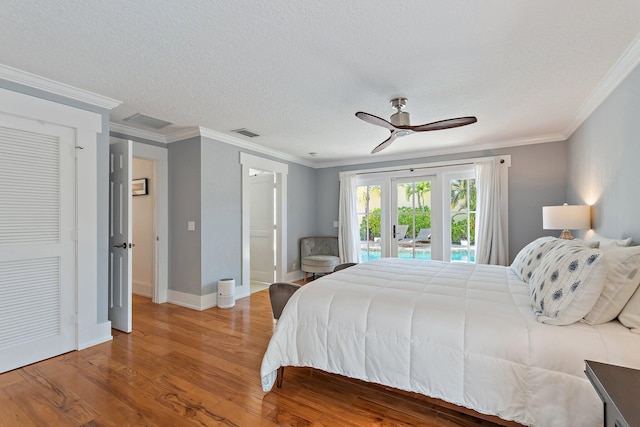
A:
566,62,640,242
200,137,242,295
0,78,111,323
315,141,567,262
168,138,202,295
286,162,318,271
166,135,317,296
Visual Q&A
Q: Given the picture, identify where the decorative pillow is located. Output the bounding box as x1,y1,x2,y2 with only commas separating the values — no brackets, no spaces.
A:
511,236,562,283
583,245,640,324
587,233,632,247
572,238,600,249
619,288,640,334
530,241,606,325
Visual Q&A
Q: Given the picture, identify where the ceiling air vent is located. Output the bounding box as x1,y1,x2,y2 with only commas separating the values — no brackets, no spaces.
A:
232,128,260,138
124,113,172,129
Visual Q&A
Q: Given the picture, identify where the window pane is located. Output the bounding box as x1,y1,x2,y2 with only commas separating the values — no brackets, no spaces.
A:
450,177,475,264
357,185,382,262
396,180,432,259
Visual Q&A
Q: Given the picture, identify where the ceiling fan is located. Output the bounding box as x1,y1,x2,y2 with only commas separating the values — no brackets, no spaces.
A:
356,98,478,154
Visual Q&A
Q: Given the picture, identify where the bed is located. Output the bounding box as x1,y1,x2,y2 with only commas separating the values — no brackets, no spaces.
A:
261,251,640,426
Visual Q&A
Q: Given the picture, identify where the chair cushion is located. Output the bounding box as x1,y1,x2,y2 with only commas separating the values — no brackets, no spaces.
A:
302,255,340,267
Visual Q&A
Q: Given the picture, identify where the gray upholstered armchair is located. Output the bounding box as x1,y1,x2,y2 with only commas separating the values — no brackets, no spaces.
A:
300,236,340,282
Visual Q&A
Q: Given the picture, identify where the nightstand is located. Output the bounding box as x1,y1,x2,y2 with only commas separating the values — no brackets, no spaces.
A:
585,360,640,427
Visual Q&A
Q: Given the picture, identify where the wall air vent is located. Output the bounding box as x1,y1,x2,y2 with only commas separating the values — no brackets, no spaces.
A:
231,128,260,138
124,113,172,129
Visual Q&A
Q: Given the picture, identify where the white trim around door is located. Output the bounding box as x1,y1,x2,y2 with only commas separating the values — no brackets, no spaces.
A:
240,153,288,299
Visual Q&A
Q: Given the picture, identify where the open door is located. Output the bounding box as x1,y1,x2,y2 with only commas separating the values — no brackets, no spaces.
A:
109,139,132,332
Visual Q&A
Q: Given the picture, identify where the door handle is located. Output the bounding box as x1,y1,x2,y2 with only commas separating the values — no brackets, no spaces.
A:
393,225,397,239
112,243,127,249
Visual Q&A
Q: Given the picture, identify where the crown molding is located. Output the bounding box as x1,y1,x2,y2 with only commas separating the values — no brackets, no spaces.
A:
0,63,121,110
564,32,640,138
164,127,202,143
313,133,565,169
110,120,565,170
167,126,315,168
109,122,168,143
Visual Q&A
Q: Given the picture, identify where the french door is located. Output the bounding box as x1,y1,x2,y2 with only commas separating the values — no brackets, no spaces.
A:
390,176,436,260
356,167,477,263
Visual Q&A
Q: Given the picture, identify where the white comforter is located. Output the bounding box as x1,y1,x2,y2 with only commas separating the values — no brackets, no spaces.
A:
261,258,640,426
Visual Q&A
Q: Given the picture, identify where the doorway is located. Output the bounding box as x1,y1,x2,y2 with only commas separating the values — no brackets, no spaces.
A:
240,153,288,299
249,169,275,294
108,137,168,333
132,157,156,298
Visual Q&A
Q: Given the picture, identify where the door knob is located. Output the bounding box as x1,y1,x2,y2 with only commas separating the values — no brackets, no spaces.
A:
112,243,127,249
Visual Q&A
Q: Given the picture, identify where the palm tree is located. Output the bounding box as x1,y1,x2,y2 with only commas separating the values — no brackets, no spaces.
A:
450,179,469,210
404,181,431,208
357,185,381,212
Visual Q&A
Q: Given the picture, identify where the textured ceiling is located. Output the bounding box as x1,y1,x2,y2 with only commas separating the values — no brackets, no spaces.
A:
2,1,640,166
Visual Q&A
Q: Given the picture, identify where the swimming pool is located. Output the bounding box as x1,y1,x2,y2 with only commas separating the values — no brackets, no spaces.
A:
361,249,475,263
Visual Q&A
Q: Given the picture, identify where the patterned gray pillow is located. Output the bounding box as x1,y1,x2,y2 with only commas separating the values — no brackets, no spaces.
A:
530,241,607,325
510,236,562,283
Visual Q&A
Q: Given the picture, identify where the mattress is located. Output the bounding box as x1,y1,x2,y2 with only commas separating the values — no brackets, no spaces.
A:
261,258,640,426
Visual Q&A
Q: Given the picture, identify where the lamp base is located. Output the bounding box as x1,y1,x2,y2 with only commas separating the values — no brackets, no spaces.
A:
559,229,574,240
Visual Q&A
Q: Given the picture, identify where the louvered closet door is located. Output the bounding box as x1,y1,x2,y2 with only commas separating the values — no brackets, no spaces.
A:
0,113,76,374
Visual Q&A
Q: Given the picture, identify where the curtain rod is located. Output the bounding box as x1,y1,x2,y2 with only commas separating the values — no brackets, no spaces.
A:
353,158,506,176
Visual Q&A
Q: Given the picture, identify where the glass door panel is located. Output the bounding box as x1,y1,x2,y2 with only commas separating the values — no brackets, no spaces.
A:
449,177,476,263
392,178,433,260
357,184,382,261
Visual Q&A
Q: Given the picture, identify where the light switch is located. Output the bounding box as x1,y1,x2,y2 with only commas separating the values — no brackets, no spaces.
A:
187,221,196,231
333,220,339,228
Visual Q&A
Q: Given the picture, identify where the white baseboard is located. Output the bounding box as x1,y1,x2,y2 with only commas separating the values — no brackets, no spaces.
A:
167,289,217,311
284,270,305,282
133,281,152,298
78,321,112,350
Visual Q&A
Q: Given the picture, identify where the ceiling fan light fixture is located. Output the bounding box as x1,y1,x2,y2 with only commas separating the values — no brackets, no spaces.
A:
355,97,478,154
390,110,410,127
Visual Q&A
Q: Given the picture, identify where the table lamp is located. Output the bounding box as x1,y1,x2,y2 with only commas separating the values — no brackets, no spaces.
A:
542,203,590,240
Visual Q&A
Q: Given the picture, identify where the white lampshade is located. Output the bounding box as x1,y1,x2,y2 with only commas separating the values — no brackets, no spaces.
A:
542,204,590,238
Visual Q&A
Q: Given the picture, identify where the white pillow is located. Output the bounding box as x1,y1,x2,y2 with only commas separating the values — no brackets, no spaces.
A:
583,245,640,324
511,236,561,283
530,241,606,325
619,288,640,334
587,233,632,247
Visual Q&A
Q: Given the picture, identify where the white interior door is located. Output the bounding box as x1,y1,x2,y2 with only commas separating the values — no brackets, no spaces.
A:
249,172,275,283
109,140,132,333
0,114,76,373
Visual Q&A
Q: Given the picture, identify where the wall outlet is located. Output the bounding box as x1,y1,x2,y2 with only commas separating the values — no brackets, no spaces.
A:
292,262,297,270
187,221,196,231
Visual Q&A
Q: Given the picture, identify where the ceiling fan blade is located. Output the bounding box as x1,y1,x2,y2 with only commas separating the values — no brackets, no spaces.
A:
371,132,398,154
356,111,397,130
410,116,478,132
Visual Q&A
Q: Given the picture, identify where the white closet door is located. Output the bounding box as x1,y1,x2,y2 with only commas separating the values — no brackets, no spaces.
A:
0,114,76,373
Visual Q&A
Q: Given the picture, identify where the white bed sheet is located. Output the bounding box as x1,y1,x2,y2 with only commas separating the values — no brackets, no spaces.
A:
260,258,640,426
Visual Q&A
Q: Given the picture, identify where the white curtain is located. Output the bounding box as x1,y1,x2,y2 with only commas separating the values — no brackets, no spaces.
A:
338,172,361,263
475,158,509,265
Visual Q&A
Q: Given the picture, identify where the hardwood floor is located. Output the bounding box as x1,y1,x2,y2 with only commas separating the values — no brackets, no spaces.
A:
0,292,507,426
